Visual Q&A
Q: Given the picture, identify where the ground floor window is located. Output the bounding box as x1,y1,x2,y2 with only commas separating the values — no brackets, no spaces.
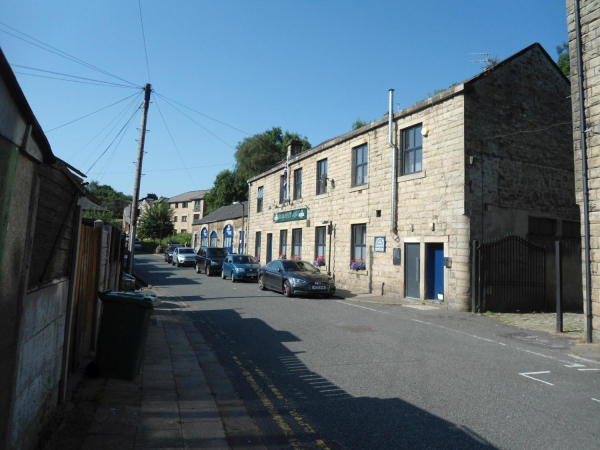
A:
210,231,218,247
315,226,326,266
201,228,208,247
292,228,302,259
255,231,262,261
279,229,288,258
351,224,367,268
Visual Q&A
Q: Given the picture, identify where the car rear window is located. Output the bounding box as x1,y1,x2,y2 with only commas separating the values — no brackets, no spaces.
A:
179,248,194,254
233,256,257,264
207,249,228,257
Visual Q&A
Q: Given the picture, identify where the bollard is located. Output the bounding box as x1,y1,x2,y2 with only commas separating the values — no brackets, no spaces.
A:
556,241,563,333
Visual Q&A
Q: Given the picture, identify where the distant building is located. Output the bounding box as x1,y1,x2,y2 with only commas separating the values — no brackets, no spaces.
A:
168,190,210,235
122,193,167,234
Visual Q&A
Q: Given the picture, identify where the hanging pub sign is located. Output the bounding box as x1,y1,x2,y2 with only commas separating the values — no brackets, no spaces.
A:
374,236,386,252
224,224,234,237
273,208,307,223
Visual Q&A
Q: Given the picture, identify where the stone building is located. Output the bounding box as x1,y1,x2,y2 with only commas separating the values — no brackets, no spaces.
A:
168,189,210,235
191,202,248,253
247,43,578,311
567,0,600,338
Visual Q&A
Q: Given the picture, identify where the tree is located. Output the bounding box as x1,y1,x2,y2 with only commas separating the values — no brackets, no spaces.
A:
87,181,132,217
137,201,174,242
557,42,570,76
203,170,247,214
82,209,122,228
351,118,370,131
234,127,310,184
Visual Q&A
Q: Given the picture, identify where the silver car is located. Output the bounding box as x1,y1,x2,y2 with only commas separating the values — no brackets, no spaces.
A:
172,247,196,267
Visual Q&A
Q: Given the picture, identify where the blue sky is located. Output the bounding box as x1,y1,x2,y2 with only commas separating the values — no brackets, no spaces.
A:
2,0,568,198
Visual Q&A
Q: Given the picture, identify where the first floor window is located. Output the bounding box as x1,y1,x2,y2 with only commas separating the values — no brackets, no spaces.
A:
174,216,178,222
352,224,367,263
294,168,303,200
292,228,302,259
279,229,288,258
402,124,423,175
182,216,188,222
257,186,264,212
255,232,262,260
193,214,199,221
317,158,328,194
353,144,368,186
315,227,326,258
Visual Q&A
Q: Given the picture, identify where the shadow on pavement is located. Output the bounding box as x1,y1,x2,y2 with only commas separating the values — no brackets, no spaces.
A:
178,306,496,450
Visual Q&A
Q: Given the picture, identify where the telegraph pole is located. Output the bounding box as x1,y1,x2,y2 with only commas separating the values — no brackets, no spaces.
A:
128,83,152,274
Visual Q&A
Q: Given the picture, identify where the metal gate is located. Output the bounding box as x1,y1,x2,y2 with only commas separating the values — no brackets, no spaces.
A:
472,235,546,313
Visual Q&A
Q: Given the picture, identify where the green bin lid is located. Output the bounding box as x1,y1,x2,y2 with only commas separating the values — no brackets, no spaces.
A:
98,290,161,309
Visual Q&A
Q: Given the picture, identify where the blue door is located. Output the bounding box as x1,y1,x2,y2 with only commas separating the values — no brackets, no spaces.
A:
223,224,234,253
426,243,444,301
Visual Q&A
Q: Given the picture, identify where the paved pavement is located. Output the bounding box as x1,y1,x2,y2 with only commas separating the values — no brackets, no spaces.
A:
129,253,600,449
42,286,266,450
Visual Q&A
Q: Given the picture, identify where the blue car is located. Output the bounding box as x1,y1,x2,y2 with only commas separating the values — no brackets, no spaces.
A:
221,254,261,282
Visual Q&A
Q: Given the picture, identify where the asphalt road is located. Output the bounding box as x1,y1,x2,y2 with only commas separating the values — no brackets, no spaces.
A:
134,253,600,450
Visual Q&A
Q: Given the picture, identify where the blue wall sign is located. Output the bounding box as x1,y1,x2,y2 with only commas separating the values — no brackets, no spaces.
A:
374,236,386,252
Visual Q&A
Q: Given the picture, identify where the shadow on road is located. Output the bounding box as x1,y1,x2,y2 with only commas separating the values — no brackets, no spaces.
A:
173,304,496,450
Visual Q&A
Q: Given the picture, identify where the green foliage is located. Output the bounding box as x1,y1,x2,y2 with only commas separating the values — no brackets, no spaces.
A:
203,170,247,214
557,42,570,76
82,209,122,228
137,201,174,240
172,232,192,246
428,82,459,98
203,127,311,213
234,126,310,184
87,181,131,217
351,118,371,131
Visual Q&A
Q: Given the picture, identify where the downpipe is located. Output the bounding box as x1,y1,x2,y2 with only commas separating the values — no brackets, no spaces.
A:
389,89,398,237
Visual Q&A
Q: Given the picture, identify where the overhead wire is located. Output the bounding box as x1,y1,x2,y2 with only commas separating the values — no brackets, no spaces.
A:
154,95,198,189
154,91,250,135
45,91,142,133
87,99,143,173
0,23,141,87
155,94,237,149
76,91,143,165
13,71,140,89
97,107,139,183
87,162,234,175
10,64,141,89
69,92,142,164
137,0,152,82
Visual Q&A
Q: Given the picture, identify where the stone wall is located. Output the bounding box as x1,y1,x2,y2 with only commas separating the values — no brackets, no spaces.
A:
567,0,600,334
465,44,578,243
247,87,469,309
191,216,246,253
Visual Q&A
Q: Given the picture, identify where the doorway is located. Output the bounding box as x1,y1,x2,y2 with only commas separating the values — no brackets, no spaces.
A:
405,243,420,299
266,233,273,263
426,243,444,301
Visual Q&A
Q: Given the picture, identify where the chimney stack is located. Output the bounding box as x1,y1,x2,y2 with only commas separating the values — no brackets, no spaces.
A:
287,139,303,158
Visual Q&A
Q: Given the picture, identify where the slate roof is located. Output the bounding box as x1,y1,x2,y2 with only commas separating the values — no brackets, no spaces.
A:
168,190,210,203
193,201,248,226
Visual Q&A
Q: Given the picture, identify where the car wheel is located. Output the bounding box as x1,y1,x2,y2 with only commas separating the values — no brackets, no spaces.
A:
258,276,266,290
176,261,180,267
283,281,292,297
195,263,201,274
231,272,236,283
221,270,226,280
206,265,211,276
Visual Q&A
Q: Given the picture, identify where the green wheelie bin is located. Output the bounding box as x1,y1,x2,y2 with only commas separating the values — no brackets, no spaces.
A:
95,290,161,380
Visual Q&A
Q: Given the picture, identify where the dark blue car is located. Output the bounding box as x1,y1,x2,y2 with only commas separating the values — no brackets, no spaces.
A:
221,254,261,282
258,260,336,297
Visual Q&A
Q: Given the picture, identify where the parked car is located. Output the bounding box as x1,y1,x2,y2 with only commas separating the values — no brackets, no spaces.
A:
221,254,261,282
164,243,183,262
195,247,228,276
258,260,336,297
172,247,196,267
134,239,142,250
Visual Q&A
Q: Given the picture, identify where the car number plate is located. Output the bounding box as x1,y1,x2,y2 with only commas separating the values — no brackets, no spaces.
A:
312,285,327,290
248,273,257,277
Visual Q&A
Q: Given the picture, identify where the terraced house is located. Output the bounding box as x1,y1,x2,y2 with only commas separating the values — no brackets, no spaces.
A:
247,43,579,311
168,189,210,235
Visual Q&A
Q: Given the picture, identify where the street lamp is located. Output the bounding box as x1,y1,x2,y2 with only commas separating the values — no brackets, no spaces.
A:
233,202,245,254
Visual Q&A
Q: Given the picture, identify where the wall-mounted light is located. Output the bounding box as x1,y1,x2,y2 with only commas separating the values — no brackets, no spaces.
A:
430,223,435,231
421,126,430,137
410,224,414,232
469,155,474,165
